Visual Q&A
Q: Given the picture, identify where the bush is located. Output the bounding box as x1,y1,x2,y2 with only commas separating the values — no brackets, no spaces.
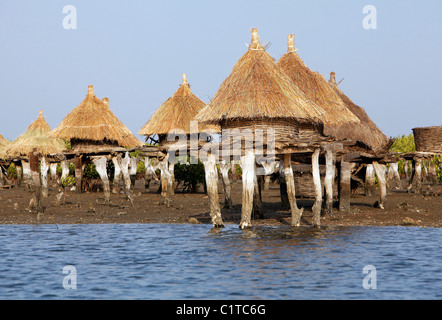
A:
174,157,206,193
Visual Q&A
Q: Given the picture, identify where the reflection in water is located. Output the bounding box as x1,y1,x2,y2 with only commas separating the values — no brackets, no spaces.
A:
0,224,440,299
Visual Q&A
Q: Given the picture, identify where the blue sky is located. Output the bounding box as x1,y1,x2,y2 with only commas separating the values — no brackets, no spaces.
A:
0,0,441,141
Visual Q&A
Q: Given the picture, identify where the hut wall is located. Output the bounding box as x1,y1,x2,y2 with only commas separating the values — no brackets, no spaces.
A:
221,119,324,153
412,126,442,153
71,139,119,153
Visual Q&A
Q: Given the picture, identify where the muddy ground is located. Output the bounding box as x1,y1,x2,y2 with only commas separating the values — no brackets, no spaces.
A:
0,179,440,228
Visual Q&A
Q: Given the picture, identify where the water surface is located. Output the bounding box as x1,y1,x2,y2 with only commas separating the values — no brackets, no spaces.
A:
0,224,440,299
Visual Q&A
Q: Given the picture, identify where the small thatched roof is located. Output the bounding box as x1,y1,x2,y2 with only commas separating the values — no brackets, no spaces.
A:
328,72,390,151
277,34,360,128
139,74,220,137
51,85,143,148
196,28,325,125
4,110,66,158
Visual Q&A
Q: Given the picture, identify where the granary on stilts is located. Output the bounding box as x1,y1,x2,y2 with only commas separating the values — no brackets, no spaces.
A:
3,110,66,209
51,85,144,204
277,34,391,211
197,28,346,228
138,73,219,206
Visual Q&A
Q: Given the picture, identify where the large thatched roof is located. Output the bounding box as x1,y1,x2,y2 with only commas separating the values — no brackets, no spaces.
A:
139,74,219,137
4,110,66,158
328,72,390,151
51,85,143,148
196,28,325,125
277,34,360,128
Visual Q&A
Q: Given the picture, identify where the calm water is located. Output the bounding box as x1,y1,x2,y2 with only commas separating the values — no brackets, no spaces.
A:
0,223,440,300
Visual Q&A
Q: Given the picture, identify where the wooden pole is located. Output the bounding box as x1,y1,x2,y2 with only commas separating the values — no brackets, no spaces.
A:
338,157,351,212
407,160,416,193
29,149,42,212
204,153,224,227
119,152,133,204
49,163,58,187
253,173,263,219
74,154,82,194
60,160,69,182
365,164,376,196
219,161,233,209
415,158,423,195
111,156,122,194
311,148,322,227
373,161,387,209
323,147,335,216
240,149,255,229
279,158,290,210
129,156,139,189
93,156,110,204
428,160,437,186
21,160,31,191
16,163,22,187
283,153,303,226
40,156,49,198
387,162,401,189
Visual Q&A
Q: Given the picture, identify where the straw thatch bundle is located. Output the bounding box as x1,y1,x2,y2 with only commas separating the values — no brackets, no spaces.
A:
412,126,442,153
328,72,390,152
51,85,143,152
277,35,361,129
4,110,66,158
196,28,325,126
139,74,219,143
0,134,11,159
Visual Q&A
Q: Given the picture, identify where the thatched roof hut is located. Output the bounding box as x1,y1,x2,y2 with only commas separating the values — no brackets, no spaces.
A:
139,73,219,145
328,72,390,152
196,28,327,152
51,85,143,152
4,110,66,158
277,35,361,133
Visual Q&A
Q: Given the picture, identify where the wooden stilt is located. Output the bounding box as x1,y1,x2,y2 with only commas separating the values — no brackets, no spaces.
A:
428,160,437,186
40,157,49,198
373,161,387,209
60,160,69,182
93,156,110,204
129,156,139,189
415,158,423,195
21,160,31,190
111,156,122,194
240,149,255,229
169,161,175,195
264,175,271,191
253,173,263,219
279,158,290,210
204,153,224,227
311,148,322,227
49,163,58,187
119,152,133,204
323,148,335,216
365,164,376,196
387,162,401,189
29,149,42,212
219,161,233,209
74,154,82,194
283,154,303,226
407,160,416,193
338,158,351,212
16,163,22,187
158,155,172,207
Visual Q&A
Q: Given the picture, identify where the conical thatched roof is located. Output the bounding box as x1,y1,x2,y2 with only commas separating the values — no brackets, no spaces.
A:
51,85,143,148
328,72,390,151
277,34,360,128
196,28,325,125
139,74,220,137
4,110,66,158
